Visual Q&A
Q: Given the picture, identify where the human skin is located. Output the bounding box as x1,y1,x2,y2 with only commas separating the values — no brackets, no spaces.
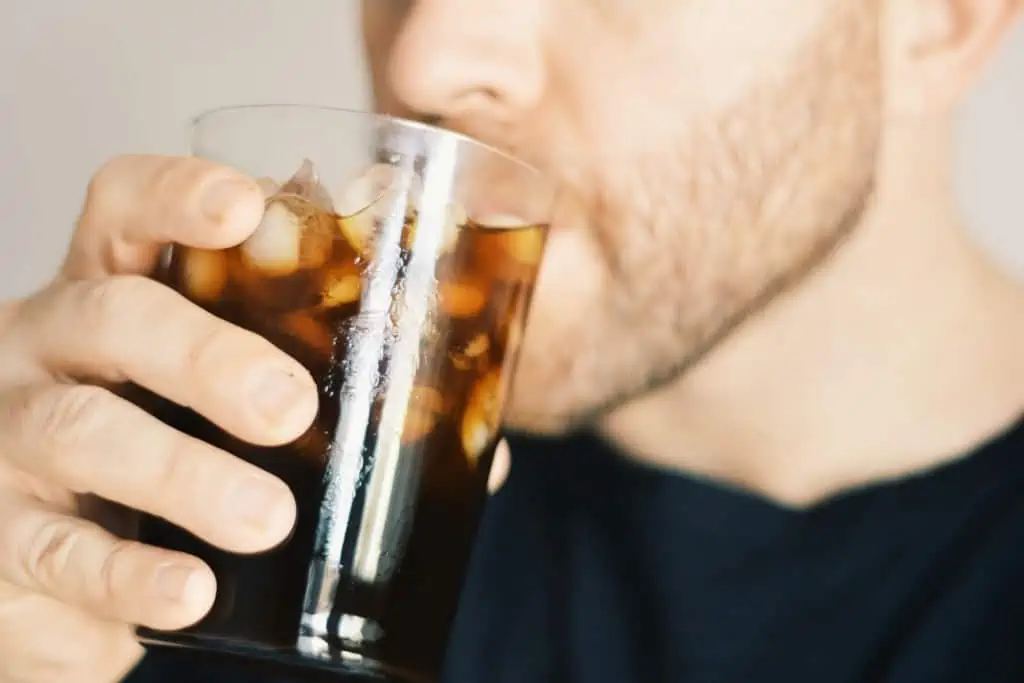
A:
364,0,1024,504
0,0,1021,681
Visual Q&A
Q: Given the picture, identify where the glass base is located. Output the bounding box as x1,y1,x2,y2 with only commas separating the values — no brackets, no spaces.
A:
137,629,431,683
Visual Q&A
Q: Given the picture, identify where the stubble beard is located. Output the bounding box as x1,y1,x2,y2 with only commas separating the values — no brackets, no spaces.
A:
503,2,883,436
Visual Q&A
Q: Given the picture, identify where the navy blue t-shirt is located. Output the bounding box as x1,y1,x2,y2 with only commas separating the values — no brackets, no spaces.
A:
129,418,1024,682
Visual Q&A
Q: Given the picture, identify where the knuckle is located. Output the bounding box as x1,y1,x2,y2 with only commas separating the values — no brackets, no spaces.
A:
98,538,137,606
85,156,208,226
23,515,81,590
44,385,110,444
24,385,112,473
148,432,203,510
0,301,47,382
74,275,167,353
155,156,216,199
78,274,154,324
86,156,129,202
84,155,145,213
0,297,21,331
183,318,250,376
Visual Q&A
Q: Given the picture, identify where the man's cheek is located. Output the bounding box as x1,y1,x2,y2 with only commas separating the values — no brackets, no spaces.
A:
650,1,835,115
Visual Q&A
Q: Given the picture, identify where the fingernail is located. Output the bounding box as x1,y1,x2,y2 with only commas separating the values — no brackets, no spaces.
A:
251,368,310,426
155,563,199,602
229,474,294,534
202,180,252,221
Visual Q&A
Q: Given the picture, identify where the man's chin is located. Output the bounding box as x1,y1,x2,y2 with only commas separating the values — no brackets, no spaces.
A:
501,391,587,438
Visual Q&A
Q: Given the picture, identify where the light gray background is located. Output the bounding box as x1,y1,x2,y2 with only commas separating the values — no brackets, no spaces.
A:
0,0,1020,298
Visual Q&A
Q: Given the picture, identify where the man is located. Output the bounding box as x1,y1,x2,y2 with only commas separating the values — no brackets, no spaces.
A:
0,0,1022,681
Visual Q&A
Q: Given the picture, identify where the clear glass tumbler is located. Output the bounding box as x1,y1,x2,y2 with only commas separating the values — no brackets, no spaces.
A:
130,105,552,682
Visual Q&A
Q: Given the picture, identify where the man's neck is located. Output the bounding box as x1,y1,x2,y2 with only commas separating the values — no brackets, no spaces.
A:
601,125,1024,507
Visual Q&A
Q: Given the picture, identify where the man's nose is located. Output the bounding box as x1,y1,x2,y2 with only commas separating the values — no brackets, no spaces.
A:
386,0,546,125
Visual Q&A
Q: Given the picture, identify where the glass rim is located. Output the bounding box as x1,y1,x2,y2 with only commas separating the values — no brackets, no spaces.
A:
188,103,543,179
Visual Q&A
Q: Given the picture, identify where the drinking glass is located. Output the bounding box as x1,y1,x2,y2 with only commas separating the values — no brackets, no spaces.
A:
131,104,552,682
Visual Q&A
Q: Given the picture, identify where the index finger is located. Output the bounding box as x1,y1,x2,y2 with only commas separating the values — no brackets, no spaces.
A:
63,155,265,280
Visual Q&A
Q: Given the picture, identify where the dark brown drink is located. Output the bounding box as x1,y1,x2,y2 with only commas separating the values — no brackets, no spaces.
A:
132,158,547,682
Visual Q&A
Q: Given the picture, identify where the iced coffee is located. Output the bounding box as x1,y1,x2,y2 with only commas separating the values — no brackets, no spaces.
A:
131,110,549,683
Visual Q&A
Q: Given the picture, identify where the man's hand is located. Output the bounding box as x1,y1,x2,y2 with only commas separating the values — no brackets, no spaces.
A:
0,155,320,683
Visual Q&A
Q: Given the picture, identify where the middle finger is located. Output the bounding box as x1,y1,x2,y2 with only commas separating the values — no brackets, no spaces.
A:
14,274,319,448
0,382,296,554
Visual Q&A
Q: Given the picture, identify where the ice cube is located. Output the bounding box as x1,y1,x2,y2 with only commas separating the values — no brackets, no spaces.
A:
402,411,436,446
439,280,487,318
282,312,336,358
450,332,490,371
241,200,304,276
447,202,468,242
334,163,413,254
181,248,228,301
463,332,490,358
472,214,546,267
321,268,362,308
280,159,335,212
242,195,335,276
461,370,502,466
402,385,445,445
502,228,546,266
403,202,464,254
